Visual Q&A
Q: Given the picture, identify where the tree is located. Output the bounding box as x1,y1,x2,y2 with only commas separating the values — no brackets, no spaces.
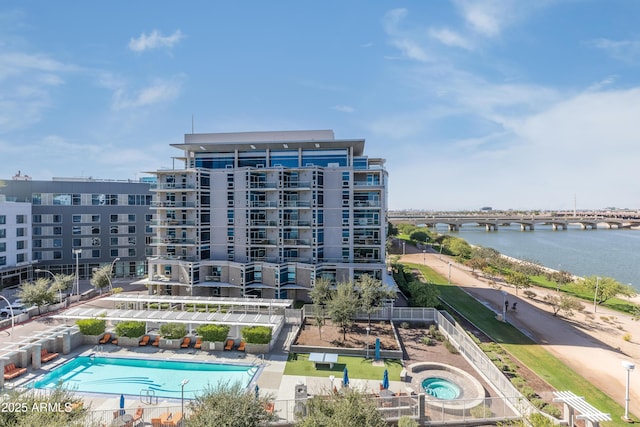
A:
90,264,113,294
407,281,440,308
504,271,530,295
582,275,637,306
296,388,387,427
409,230,428,243
310,278,332,340
16,278,57,314
548,270,573,292
447,237,472,259
0,386,86,427
327,281,358,341
358,274,395,327
544,294,584,317
187,381,276,427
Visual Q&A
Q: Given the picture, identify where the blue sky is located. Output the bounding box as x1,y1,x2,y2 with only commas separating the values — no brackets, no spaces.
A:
2,1,640,211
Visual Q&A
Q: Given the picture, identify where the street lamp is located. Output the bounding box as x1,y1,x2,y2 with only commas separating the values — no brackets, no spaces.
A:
180,379,189,417
622,361,635,422
107,257,120,293
593,276,600,313
422,250,426,265
502,290,507,323
35,269,63,306
365,326,371,359
0,295,14,340
402,241,405,255
73,249,82,298
448,262,452,284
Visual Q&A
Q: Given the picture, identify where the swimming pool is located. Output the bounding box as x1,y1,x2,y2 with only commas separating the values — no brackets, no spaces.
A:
31,356,258,399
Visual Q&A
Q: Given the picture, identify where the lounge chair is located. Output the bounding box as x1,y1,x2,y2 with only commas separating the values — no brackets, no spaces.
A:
3,363,27,380
264,402,275,414
224,339,234,351
165,411,182,427
180,337,191,348
41,348,59,363
111,336,118,345
151,336,160,347
138,335,150,346
237,340,246,352
98,333,111,344
131,406,144,425
150,417,162,427
159,411,172,425
193,337,202,349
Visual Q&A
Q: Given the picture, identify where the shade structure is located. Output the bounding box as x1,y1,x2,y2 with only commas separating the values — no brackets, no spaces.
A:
375,337,381,360
382,369,389,390
342,367,349,387
119,394,125,416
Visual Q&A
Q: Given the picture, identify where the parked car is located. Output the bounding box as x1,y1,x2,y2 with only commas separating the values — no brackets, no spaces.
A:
0,303,30,318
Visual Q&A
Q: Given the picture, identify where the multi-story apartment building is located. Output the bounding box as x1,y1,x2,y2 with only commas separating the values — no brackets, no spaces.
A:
0,178,154,289
0,196,32,288
145,130,388,301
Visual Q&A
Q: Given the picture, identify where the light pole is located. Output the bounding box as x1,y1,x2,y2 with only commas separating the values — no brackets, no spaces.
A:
502,290,507,322
107,257,120,293
593,276,600,313
365,326,371,359
73,249,81,298
180,378,189,417
448,262,452,284
0,295,14,340
423,250,426,265
35,269,63,306
622,361,635,422
402,241,405,255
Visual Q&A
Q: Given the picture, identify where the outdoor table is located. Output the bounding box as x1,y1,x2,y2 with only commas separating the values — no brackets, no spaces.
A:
308,352,338,369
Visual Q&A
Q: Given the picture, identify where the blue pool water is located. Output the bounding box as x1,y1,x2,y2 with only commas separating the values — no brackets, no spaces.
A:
32,356,258,399
421,377,461,400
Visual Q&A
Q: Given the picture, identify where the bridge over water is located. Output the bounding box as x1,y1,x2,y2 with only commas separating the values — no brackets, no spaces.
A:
389,214,640,232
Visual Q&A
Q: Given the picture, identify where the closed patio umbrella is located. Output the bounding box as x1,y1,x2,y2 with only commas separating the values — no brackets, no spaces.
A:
119,394,125,416
342,367,349,387
382,369,389,390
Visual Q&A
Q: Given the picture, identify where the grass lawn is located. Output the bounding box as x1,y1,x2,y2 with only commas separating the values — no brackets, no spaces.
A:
284,353,403,381
405,262,631,426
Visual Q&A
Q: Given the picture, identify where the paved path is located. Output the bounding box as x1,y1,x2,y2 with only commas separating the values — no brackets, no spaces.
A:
400,251,640,419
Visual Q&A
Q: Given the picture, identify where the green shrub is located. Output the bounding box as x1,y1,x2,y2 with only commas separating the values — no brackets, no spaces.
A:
530,397,546,409
520,386,537,399
160,322,187,339
510,377,526,390
241,326,272,344
421,336,434,346
195,324,230,342
114,321,146,338
623,333,632,342
400,322,410,329
398,416,419,427
444,339,459,354
76,318,106,336
541,403,562,418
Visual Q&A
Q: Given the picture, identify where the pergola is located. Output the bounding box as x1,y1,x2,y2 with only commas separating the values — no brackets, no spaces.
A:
552,391,611,427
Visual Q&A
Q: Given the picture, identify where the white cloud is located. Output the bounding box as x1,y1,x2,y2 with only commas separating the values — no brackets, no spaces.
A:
428,28,473,50
128,30,184,52
112,76,184,110
452,0,515,38
332,105,355,113
589,38,640,64
383,8,430,62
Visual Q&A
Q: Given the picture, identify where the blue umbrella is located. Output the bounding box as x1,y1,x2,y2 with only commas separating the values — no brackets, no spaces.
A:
382,369,389,390
342,367,349,387
375,337,381,361
119,394,125,416
255,384,260,400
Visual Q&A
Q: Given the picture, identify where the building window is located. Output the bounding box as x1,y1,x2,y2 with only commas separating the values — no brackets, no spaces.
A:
72,194,81,205
128,237,136,245
0,242,6,251
31,194,41,205
110,237,118,246
16,215,26,224
92,215,100,222
33,240,41,248
111,249,118,257
72,226,81,235
72,215,81,223
17,228,26,237
53,194,72,205
128,225,136,234
92,249,100,258
53,227,62,235
53,251,62,259
0,215,5,224
33,214,42,223
53,214,62,223
110,214,119,223
92,226,100,234
16,253,25,263
53,239,62,248
73,238,81,247
128,248,136,257
110,226,119,234
33,227,42,236
0,256,5,266
128,214,136,222
92,237,100,246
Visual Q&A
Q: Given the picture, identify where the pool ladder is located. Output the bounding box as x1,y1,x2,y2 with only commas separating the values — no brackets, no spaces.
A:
140,388,158,405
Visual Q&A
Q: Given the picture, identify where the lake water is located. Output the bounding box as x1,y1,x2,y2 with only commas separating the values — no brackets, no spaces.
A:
437,224,640,292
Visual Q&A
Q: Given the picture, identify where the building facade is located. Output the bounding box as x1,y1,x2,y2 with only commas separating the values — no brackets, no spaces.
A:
0,196,33,287
0,178,154,289
145,130,388,301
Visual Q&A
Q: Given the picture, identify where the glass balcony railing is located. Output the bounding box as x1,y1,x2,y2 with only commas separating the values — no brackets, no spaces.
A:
283,181,311,189
249,201,278,208
151,237,196,245
151,201,196,208
149,219,196,227
282,239,310,246
151,183,196,190
282,220,311,227
282,201,311,208
249,220,278,227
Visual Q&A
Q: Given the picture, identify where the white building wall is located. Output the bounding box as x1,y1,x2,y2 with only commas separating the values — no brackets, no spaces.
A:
0,200,32,268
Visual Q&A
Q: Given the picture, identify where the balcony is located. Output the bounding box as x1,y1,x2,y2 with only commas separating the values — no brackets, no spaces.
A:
249,201,278,208
282,220,311,227
353,200,381,208
249,220,278,227
282,239,310,246
149,219,196,227
151,201,196,208
354,238,381,245
151,237,197,245
249,239,278,246
249,182,278,189
283,181,311,189
282,201,311,208
151,183,196,191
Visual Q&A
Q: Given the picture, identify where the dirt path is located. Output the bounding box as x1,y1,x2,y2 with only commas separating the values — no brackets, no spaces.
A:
399,252,640,419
